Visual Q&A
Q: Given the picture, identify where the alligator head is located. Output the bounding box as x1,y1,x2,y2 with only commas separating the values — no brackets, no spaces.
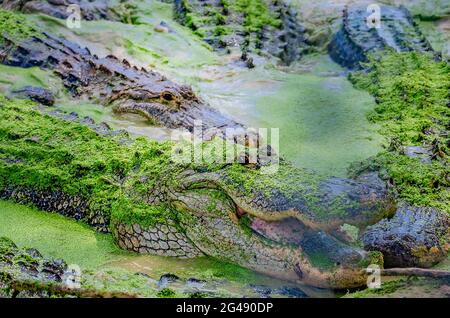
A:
0,75,396,290
161,156,395,288
0,10,395,289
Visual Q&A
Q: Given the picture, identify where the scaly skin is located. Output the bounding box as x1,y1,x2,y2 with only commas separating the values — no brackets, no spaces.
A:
0,97,393,288
0,9,393,288
0,237,137,298
328,4,434,69
173,0,308,65
0,0,125,21
0,23,246,138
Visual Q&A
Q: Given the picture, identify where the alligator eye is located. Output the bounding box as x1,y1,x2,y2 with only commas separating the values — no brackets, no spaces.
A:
161,92,174,101
236,206,247,219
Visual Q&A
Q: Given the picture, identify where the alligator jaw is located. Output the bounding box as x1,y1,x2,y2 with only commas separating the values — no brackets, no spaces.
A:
169,185,377,289
176,167,396,233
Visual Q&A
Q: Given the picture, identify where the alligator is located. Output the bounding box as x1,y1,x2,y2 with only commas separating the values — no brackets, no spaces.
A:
328,4,434,69
363,204,450,268
0,0,127,21
172,0,308,66
0,237,140,297
0,10,248,139
0,92,397,289
0,236,314,298
0,8,446,290
1,0,308,66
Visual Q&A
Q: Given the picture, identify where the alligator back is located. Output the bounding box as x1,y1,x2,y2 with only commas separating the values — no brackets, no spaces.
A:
173,0,308,65
0,0,117,21
329,5,434,69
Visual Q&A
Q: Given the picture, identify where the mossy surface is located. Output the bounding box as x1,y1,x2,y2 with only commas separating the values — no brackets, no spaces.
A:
350,52,450,213
345,276,449,298
0,9,40,44
255,56,383,177
22,4,383,177
346,278,408,298
0,64,63,94
0,200,308,297
0,95,177,227
174,0,280,43
231,0,281,34
0,200,127,269
0,94,338,227
0,199,259,280
417,19,450,58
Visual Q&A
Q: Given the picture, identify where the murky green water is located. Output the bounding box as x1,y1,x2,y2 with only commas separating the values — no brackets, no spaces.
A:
20,0,384,177
196,55,383,176
0,1,391,296
1,0,449,298
0,200,335,297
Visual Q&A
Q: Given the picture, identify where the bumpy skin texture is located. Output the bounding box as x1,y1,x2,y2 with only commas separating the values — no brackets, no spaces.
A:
363,205,450,268
11,86,55,106
0,237,67,298
0,8,427,289
173,0,308,65
1,0,117,21
0,96,393,288
328,5,433,69
0,16,396,288
0,237,136,298
175,168,395,231
113,221,202,258
0,33,246,137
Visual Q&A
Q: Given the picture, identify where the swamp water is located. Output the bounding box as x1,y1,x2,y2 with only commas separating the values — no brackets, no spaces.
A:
0,1,389,297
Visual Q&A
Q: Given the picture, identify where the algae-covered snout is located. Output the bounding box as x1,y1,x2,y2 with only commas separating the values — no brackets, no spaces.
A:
168,164,391,288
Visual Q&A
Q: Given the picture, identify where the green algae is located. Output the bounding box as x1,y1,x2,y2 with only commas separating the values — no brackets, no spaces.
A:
255,56,383,177
351,53,449,144
375,154,449,212
350,52,450,213
306,251,336,271
0,64,63,94
0,200,311,297
384,0,450,20
231,0,281,34
345,278,408,298
172,0,281,55
18,3,383,177
416,19,450,58
27,4,218,81
0,95,176,227
0,60,177,143
0,198,254,281
0,200,126,269
345,276,449,298
157,288,176,298
0,9,40,44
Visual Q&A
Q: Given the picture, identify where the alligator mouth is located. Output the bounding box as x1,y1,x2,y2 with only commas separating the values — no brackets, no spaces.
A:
171,169,388,287
176,169,395,233
234,205,367,269
236,209,305,244
170,185,372,288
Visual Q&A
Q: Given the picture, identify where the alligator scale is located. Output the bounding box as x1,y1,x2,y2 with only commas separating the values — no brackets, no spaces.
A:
0,2,449,295
329,4,434,69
